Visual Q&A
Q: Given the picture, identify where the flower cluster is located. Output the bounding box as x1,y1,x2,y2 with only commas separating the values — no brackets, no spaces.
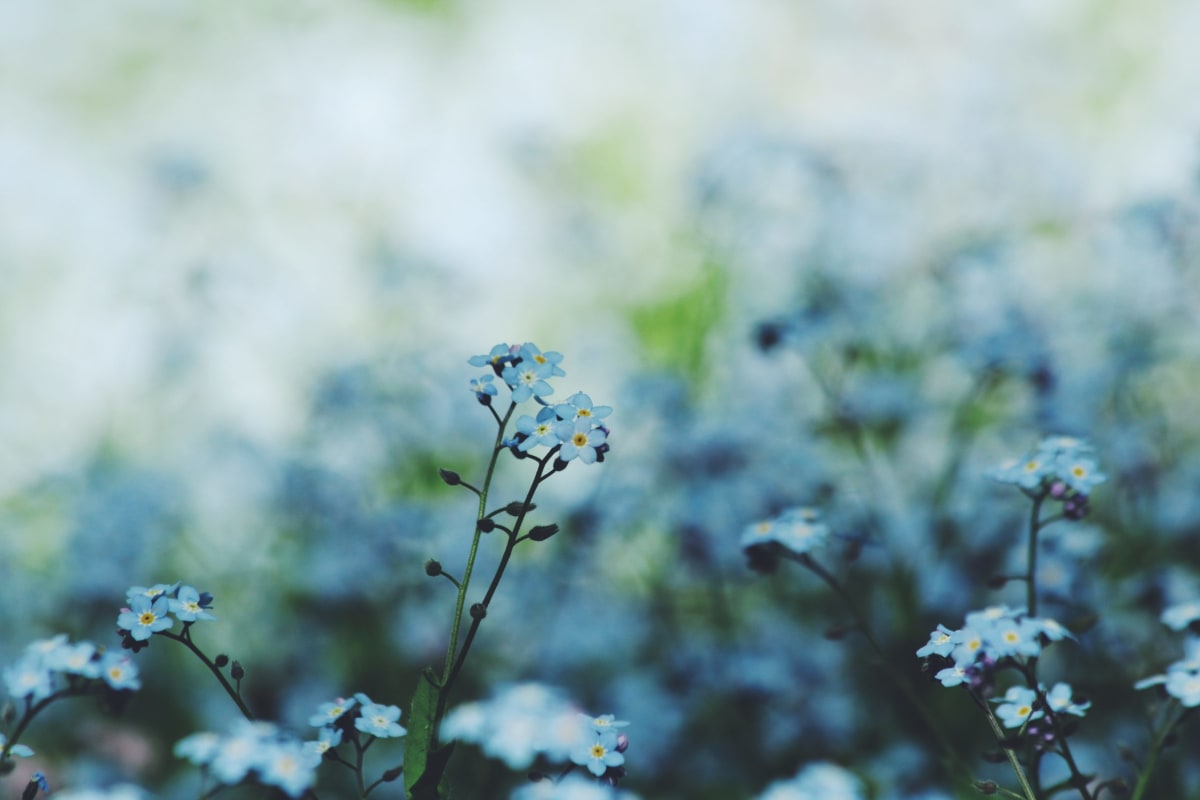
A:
441,683,629,785
307,691,407,745
468,342,612,465
740,507,830,572
916,605,1073,691
116,582,215,651
175,720,319,798
991,436,1106,519
1135,602,1200,706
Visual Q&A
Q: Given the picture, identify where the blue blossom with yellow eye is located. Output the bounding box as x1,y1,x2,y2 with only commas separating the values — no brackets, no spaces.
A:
470,374,499,403
555,419,606,464
1044,682,1090,716
503,362,555,403
169,585,216,623
570,728,624,777
98,652,141,691
518,343,565,377
117,595,173,641
554,392,612,424
355,700,406,738
993,686,1043,728
516,406,562,452
309,696,357,727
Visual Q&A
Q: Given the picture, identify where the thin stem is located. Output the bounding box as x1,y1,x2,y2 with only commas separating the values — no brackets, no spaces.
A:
1026,492,1046,617
797,554,978,792
977,698,1039,800
440,402,516,685
444,458,550,694
1130,700,1183,800
159,630,254,721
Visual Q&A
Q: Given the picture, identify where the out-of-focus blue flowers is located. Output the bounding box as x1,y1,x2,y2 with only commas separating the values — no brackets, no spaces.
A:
175,720,319,799
754,762,865,800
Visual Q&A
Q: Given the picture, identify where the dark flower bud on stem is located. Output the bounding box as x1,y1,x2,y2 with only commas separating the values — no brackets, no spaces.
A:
381,766,403,782
215,654,230,668
477,518,496,533
438,468,462,486
976,780,998,795
470,603,487,620
505,501,535,516
425,559,443,577
231,661,245,681
528,523,559,542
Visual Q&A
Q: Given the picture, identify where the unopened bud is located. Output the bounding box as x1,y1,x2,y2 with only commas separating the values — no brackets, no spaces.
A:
615,733,629,753
438,468,462,486
976,781,998,795
231,661,245,681
215,654,230,668
477,518,496,533
505,501,535,516
470,603,487,620
425,559,443,577
528,523,559,542
381,766,403,782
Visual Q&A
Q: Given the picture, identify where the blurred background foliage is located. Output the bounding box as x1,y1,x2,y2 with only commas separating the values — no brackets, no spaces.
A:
2,1,1200,798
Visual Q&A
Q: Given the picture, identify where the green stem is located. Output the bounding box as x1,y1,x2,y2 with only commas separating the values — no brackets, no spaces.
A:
159,629,254,721
978,699,1039,800
440,403,516,685
1130,701,1182,800
444,458,550,694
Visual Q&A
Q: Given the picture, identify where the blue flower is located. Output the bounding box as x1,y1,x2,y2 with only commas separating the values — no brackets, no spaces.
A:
553,392,612,424
117,595,173,641
258,740,319,798
992,686,1043,728
309,696,358,727
1044,682,1090,716
469,344,519,373
355,701,406,738
518,343,565,378
516,406,563,452
502,362,555,404
46,640,101,678
915,624,955,658
168,585,216,623
740,507,829,557
0,733,34,758
934,664,968,688
1162,600,1200,631
125,583,180,604
470,374,499,403
569,729,624,777
304,726,343,760
98,653,141,691
554,419,607,464
1054,452,1106,494
3,656,53,702
580,712,629,734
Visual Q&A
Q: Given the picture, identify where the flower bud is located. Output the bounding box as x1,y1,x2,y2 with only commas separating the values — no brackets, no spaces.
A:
505,501,535,516
615,733,629,753
425,559,443,577
231,661,245,681
381,766,403,782
528,523,559,542
470,603,487,620
215,654,230,668
976,780,998,795
477,518,496,534
438,468,462,486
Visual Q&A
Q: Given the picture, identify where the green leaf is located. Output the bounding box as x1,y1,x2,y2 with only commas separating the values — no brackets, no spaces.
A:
405,671,444,800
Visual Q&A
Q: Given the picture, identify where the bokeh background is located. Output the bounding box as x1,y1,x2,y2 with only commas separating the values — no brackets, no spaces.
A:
3,1,1200,798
